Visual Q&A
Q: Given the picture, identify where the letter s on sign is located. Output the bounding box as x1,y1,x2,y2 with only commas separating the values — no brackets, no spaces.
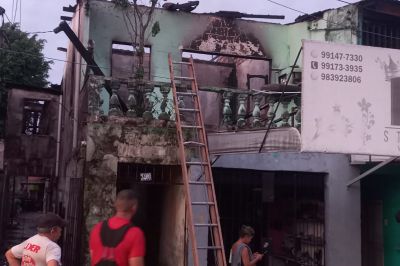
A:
384,130,389,142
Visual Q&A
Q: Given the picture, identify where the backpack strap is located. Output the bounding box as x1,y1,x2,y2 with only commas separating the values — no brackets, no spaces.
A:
100,219,133,247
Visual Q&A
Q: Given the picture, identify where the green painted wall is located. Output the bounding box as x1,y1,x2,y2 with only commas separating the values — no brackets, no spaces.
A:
84,1,360,116
362,165,400,266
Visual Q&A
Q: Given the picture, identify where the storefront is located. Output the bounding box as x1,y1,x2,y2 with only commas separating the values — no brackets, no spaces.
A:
213,168,325,266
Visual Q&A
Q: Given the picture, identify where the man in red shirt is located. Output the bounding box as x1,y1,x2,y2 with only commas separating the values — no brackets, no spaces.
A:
90,189,145,266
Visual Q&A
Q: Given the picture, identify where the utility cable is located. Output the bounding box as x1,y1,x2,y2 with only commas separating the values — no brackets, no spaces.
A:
4,12,11,22
19,0,22,26
13,0,18,23
11,0,14,22
26,30,54,34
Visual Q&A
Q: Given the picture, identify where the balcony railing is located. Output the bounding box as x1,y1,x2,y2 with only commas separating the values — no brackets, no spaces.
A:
86,75,301,132
87,75,174,121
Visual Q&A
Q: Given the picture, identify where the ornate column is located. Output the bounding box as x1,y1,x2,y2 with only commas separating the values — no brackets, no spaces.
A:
222,92,233,127
108,79,122,116
280,98,291,127
178,95,185,122
252,94,262,128
294,94,301,131
88,75,104,118
236,94,247,128
142,83,154,121
159,85,171,121
266,94,277,128
126,81,137,118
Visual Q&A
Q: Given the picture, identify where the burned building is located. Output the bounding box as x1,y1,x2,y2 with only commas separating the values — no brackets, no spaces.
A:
48,0,400,266
0,84,61,250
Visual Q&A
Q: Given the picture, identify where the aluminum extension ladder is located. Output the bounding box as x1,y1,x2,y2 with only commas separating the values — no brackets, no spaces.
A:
168,54,227,266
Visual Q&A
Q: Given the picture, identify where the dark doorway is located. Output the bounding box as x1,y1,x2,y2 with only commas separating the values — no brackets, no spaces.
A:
117,163,182,266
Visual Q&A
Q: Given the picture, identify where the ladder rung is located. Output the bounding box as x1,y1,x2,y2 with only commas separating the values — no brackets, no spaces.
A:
195,223,218,227
181,125,202,129
179,108,199,112
174,76,194,81
198,246,223,250
176,92,197,96
186,161,208,165
184,141,205,147
192,202,215,205
173,61,191,65
189,181,212,185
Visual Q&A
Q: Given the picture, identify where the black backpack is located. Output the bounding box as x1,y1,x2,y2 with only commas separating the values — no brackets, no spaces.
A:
95,219,132,266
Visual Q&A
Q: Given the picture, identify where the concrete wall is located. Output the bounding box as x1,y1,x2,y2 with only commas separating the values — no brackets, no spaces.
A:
159,185,186,266
82,116,181,264
213,152,361,266
58,1,89,215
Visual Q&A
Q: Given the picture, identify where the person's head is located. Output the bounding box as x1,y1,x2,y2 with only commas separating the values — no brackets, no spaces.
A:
114,189,139,219
239,225,255,244
36,213,66,242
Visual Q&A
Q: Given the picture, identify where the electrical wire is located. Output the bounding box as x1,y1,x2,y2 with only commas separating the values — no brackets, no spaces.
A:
27,30,54,34
4,12,11,23
13,0,18,23
0,46,111,68
19,0,22,26
11,0,14,23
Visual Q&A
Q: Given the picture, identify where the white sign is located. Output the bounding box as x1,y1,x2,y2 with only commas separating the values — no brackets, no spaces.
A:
139,172,152,182
302,40,400,156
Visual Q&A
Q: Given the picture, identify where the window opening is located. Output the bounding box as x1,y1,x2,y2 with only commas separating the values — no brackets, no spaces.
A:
180,51,270,130
111,42,151,80
23,99,47,135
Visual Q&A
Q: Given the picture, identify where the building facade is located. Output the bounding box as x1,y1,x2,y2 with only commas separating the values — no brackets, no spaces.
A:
56,1,400,266
0,84,61,253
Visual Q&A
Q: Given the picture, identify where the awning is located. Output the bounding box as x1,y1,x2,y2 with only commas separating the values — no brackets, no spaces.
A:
346,156,398,187
207,127,301,155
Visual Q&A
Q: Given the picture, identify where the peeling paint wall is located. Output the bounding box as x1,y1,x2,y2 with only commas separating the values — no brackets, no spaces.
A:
84,116,179,244
190,17,265,56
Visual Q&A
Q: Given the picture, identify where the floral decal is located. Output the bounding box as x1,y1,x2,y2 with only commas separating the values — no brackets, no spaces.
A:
358,98,375,144
327,104,353,137
312,117,322,140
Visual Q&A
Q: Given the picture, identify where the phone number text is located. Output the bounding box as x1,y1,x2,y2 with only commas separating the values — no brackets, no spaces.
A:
321,73,361,83
321,62,363,72
321,51,363,62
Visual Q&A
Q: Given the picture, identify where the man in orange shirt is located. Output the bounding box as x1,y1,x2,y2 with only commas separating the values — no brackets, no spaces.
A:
90,189,145,266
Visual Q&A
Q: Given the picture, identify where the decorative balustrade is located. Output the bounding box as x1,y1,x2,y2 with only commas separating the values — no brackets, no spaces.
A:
87,75,175,121
86,75,301,131
209,85,302,131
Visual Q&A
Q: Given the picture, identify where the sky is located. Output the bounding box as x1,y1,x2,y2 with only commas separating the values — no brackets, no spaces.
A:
0,0,359,84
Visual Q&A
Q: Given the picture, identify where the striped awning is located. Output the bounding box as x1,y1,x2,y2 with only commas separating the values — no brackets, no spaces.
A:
207,127,301,155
